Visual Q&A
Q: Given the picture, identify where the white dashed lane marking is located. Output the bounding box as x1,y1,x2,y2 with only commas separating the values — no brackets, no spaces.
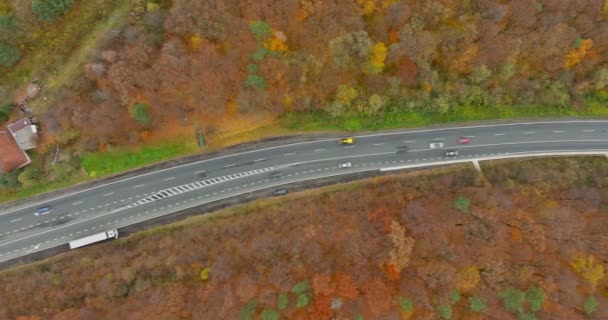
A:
314,149,326,152
283,152,296,156
373,143,385,146
493,133,505,136
553,131,565,133
102,192,114,197
163,177,175,181
72,201,83,205
132,184,145,189
10,218,21,223
583,130,595,132
523,132,536,134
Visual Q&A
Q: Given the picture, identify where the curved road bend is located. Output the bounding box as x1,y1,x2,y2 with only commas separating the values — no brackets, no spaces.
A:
1,120,608,263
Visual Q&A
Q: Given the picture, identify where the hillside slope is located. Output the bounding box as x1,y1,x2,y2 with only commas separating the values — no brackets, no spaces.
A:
2,157,608,319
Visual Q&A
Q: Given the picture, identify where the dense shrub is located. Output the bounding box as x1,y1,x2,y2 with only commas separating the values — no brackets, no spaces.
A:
32,0,75,22
0,43,20,67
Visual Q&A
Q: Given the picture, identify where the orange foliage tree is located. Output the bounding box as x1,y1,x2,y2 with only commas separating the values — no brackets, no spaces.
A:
564,39,593,70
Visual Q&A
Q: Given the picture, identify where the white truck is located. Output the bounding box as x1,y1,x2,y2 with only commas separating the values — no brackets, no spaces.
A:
68,229,119,249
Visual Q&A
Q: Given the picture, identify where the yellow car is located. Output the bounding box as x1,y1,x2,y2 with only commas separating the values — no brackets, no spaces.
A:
340,137,355,144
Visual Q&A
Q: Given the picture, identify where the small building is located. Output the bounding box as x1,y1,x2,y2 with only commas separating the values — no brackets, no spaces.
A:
8,118,38,150
0,130,30,173
0,118,38,173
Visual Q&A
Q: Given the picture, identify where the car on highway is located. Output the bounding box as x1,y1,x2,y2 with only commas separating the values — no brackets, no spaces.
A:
445,150,459,157
395,145,408,153
34,206,52,216
339,137,355,144
457,137,471,144
429,142,444,149
272,189,289,196
338,162,352,168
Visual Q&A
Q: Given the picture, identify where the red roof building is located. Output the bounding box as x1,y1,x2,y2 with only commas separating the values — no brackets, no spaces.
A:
0,130,30,173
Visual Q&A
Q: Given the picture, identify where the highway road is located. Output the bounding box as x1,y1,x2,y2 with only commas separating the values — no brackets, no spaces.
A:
1,119,608,263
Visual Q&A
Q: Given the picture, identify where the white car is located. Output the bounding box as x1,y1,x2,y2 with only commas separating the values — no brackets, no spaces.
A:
429,142,444,149
445,150,459,157
338,162,352,168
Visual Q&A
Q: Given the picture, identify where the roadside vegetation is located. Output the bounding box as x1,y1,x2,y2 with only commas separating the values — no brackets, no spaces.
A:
3,0,608,203
2,157,608,319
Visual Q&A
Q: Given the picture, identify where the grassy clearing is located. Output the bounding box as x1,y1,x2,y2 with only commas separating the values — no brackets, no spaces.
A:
82,138,198,177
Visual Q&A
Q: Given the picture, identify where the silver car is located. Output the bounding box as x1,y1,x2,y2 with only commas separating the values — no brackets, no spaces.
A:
338,162,352,168
429,142,444,149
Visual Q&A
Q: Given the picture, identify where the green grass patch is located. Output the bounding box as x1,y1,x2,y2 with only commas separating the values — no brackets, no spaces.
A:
82,139,197,177
281,98,608,132
239,299,258,320
584,296,598,315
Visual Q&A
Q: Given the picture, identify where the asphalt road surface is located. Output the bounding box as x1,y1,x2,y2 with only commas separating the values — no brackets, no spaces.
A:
2,120,608,263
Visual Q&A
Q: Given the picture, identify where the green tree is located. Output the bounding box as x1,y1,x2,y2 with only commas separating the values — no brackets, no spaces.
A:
239,299,257,320
453,196,470,213
437,305,452,319
450,291,461,304
296,293,310,308
469,296,486,313
584,295,598,315
0,14,19,31
245,75,267,90
0,43,20,67
249,21,272,40
498,287,526,313
398,296,413,312
291,280,310,294
259,309,279,320
277,293,289,310
130,103,152,126
32,0,75,22
526,287,543,312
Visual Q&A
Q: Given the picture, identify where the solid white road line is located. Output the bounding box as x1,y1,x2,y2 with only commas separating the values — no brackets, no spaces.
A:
408,139,608,153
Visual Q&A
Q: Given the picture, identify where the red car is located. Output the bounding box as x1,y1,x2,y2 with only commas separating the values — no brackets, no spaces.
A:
457,137,471,144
